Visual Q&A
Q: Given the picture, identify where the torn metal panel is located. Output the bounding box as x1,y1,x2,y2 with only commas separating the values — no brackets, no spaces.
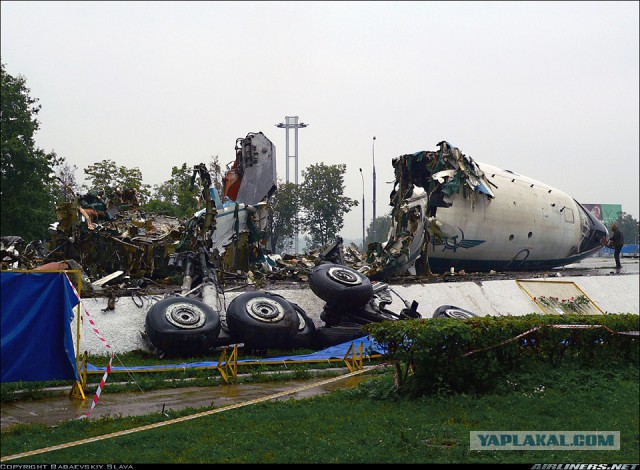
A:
223,132,277,206
1,237,48,270
199,201,269,257
367,141,496,280
1,236,25,269
203,201,270,273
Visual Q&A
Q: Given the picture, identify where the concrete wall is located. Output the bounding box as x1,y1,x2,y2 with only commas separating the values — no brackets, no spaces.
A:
71,273,639,356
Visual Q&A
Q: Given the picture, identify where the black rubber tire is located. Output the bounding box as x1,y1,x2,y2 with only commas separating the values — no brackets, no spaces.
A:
144,296,221,357
226,291,299,350
320,305,344,327
321,303,398,326
432,304,478,319
308,263,373,308
288,302,317,350
313,324,368,349
342,304,397,324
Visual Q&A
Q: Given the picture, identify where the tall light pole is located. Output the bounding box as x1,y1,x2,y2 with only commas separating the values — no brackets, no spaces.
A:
372,136,377,243
276,116,308,254
359,168,365,250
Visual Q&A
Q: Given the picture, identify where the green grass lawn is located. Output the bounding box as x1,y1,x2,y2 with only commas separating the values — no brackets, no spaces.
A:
1,363,638,464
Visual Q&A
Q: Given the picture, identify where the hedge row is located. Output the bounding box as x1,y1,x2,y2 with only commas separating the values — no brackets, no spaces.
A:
364,313,639,394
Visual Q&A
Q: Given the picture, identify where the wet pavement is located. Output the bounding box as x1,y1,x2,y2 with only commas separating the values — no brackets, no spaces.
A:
1,370,375,430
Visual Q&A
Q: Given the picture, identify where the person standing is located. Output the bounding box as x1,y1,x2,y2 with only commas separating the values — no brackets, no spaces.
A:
608,223,624,270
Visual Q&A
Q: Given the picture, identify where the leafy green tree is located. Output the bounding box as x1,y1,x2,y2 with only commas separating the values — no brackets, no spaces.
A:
52,161,80,203
268,181,299,253
299,163,358,250
616,212,639,245
367,214,392,245
144,163,201,219
208,155,225,200
83,159,151,205
1,62,63,241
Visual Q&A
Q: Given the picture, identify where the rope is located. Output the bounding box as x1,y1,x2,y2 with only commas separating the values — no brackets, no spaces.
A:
463,323,638,357
64,273,115,419
1,364,385,462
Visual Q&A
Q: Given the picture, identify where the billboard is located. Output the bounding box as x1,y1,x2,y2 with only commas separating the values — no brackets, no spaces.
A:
582,203,622,228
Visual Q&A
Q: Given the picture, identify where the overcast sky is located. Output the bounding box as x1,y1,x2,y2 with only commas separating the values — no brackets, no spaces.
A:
2,1,638,242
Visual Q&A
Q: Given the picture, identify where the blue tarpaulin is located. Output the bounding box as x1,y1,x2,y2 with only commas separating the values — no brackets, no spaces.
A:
601,244,640,257
1,271,80,382
86,336,387,373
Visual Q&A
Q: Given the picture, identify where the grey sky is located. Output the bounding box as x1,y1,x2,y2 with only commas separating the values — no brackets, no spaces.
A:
2,1,638,242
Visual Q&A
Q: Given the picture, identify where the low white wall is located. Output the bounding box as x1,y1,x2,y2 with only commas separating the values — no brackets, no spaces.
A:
72,274,639,356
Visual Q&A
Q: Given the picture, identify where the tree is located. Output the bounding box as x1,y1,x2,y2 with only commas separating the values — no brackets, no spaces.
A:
52,161,80,203
268,181,299,253
144,163,201,219
83,159,151,205
299,163,358,250
208,155,225,200
367,214,392,245
1,62,63,241
616,211,639,246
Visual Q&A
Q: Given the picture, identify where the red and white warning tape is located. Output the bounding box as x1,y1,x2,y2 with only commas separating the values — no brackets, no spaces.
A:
463,323,638,357
64,274,114,352
64,273,115,419
78,352,114,419
463,327,540,357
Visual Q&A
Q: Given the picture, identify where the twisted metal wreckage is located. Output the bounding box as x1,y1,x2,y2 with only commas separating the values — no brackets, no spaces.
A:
364,140,498,280
1,140,543,284
2,135,607,356
3,139,488,286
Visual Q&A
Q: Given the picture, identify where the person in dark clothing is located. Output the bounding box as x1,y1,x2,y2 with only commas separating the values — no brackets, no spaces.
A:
608,223,624,269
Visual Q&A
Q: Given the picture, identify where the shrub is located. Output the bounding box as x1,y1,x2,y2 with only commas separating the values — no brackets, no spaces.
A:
364,313,639,395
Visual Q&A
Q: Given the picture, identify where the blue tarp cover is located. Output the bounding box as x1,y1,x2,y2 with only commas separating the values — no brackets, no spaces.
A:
87,336,387,372
602,244,640,256
1,271,80,382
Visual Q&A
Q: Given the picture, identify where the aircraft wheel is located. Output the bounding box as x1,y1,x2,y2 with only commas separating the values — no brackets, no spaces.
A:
144,296,221,357
320,305,344,326
322,304,391,326
342,304,395,324
226,291,299,349
288,302,317,349
313,323,367,349
432,304,478,319
309,263,373,308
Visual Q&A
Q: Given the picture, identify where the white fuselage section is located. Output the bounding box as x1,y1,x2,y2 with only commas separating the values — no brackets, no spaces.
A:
428,163,600,271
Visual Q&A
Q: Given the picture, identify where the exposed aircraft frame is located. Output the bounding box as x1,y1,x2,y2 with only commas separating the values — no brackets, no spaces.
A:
365,141,608,280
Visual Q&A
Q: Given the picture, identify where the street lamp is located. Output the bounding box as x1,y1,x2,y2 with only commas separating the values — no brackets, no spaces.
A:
275,116,308,254
359,168,365,250
372,136,377,242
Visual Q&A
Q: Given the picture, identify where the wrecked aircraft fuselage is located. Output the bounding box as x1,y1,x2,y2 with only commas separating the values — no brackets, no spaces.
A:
367,141,608,279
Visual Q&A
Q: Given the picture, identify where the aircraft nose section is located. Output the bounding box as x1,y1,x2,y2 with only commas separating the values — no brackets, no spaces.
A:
580,207,609,254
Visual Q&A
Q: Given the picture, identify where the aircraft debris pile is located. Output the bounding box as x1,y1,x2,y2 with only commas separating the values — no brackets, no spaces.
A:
47,190,184,285
1,236,46,270
3,136,609,293
2,131,368,295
